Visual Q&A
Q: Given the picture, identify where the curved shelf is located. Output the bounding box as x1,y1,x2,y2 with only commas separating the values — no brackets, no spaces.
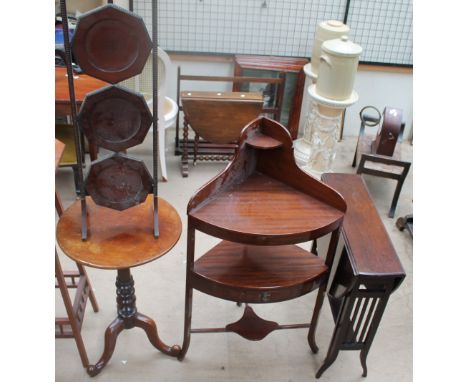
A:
191,240,328,303
245,132,283,149
190,171,343,245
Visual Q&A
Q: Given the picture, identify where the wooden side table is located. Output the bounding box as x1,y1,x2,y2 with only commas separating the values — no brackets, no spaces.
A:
56,196,182,376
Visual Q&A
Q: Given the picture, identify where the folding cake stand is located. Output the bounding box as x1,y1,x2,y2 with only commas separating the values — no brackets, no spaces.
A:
178,117,347,364
56,1,181,376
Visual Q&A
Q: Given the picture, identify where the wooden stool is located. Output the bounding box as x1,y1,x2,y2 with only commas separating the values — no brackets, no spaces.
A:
55,139,99,367
56,196,182,377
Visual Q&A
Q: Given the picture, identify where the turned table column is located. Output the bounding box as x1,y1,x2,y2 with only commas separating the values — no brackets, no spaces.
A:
56,196,182,377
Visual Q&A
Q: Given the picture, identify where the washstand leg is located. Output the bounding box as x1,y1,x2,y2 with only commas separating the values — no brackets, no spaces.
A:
178,286,193,361
179,225,195,360
311,240,318,255
308,284,326,353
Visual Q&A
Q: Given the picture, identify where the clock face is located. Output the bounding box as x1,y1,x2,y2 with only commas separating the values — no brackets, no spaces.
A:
78,85,152,152
72,4,152,83
85,154,153,211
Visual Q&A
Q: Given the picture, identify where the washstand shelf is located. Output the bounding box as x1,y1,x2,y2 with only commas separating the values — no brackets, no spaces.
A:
179,117,346,361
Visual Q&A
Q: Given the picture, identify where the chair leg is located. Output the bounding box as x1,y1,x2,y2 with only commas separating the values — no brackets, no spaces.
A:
158,120,168,182
352,145,359,167
356,156,365,175
56,250,89,368
77,263,99,313
388,176,405,218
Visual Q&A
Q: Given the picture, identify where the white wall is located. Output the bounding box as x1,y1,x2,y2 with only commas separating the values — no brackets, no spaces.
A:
342,69,412,139
60,0,413,140
168,60,235,97
164,56,413,139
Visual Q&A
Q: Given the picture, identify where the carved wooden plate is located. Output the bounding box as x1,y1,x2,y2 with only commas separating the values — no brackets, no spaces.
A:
72,4,152,84
85,153,153,211
78,85,152,152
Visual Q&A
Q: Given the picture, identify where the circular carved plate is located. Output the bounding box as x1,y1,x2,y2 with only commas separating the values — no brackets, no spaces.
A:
86,153,153,211
72,4,152,84
78,85,152,151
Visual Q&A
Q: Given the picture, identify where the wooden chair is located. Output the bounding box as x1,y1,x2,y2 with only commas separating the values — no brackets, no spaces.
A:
55,139,99,368
352,106,411,218
124,47,175,181
174,70,286,159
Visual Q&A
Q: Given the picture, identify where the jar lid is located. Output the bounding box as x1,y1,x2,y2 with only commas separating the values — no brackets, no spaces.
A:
319,20,350,34
322,35,362,57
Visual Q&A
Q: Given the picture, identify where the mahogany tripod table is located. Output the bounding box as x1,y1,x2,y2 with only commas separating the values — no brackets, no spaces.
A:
56,196,182,376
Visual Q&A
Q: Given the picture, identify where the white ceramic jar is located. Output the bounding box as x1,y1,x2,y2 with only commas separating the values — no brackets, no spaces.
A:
316,35,362,101
310,20,349,80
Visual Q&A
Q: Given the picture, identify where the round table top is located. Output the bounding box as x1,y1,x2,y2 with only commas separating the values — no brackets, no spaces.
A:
56,196,182,270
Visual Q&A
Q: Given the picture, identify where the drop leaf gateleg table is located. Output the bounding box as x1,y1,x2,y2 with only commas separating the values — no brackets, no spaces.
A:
318,173,406,378
56,196,182,377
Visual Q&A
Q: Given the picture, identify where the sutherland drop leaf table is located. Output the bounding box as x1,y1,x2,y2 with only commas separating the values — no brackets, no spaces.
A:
56,196,182,376
318,173,406,378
